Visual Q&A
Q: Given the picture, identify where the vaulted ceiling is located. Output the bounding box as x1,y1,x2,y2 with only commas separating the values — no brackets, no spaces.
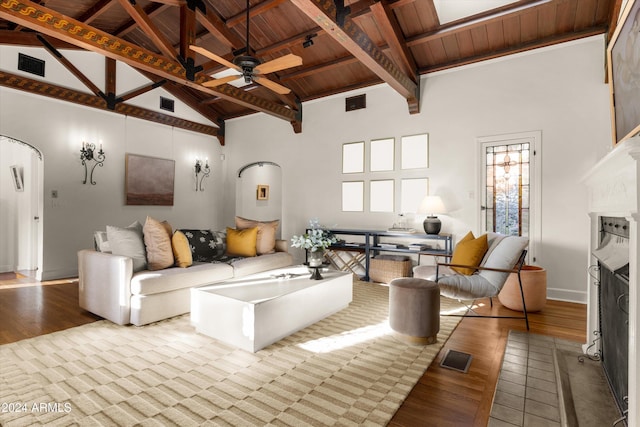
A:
0,0,621,144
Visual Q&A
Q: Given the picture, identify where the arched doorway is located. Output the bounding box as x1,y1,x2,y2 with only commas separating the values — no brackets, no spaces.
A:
236,161,282,235
0,135,43,279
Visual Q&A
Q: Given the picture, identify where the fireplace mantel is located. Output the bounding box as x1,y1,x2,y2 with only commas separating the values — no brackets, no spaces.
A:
582,135,639,425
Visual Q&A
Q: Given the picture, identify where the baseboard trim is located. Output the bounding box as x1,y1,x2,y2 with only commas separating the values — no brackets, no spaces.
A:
40,268,77,281
547,287,587,304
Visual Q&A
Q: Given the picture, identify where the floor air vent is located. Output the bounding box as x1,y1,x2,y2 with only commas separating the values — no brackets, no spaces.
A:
440,349,473,373
18,53,45,77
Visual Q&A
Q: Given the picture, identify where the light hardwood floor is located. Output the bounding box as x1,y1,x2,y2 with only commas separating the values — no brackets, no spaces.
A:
0,274,586,426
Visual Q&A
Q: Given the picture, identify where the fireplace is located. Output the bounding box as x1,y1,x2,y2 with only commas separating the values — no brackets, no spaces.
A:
594,216,629,418
582,135,639,427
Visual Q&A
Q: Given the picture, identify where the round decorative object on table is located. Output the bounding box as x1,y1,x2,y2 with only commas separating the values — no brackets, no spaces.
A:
498,265,547,312
423,216,442,235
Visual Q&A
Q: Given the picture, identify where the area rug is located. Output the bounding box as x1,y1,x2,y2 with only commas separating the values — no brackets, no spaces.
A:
0,281,462,426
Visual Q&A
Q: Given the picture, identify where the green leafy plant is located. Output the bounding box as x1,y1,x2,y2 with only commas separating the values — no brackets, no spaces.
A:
291,220,337,252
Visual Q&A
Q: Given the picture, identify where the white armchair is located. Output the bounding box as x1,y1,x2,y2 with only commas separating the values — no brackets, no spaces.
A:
414,233,530,329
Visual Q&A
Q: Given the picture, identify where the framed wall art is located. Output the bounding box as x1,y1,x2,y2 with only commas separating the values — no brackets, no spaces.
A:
125,153,175,205
608,0,640,145
257,184,269,200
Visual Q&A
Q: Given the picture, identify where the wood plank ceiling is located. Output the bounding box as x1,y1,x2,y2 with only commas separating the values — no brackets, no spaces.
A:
0,0,620,145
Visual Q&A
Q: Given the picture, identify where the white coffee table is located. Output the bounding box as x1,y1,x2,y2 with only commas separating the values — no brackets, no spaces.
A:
190,266,353,352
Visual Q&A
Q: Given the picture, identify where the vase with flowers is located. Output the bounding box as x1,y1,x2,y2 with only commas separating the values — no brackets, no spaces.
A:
291,219,337,267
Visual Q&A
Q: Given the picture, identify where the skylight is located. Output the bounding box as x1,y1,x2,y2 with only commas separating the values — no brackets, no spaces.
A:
433,0,518,24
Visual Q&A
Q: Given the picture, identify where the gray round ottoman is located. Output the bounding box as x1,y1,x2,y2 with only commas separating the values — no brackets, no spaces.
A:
389,278,440,345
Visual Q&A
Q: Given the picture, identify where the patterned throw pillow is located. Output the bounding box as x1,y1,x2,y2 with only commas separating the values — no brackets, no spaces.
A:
179,229,226,262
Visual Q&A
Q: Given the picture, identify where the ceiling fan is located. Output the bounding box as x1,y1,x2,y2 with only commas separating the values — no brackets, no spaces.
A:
190,0,302,95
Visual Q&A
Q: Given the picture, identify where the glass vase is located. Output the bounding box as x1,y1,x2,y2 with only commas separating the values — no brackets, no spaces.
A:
308,249,325,267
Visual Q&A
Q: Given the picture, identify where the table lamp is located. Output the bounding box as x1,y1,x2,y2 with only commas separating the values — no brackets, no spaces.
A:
418,195,446,235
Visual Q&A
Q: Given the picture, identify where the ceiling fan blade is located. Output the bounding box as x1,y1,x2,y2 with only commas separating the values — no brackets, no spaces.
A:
254,54,302,75
189,45,240,71
252,75,291,94
202,75,240,88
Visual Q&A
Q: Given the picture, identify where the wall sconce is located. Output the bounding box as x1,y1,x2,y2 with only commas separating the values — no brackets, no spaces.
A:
303,33,317,48
80,142,105,185
195,158,210,191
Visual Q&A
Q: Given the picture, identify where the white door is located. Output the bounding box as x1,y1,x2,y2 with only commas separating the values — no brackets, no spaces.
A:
478,131,541,263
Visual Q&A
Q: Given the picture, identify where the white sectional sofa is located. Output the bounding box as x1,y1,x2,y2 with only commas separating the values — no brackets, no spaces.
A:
78,219,293,326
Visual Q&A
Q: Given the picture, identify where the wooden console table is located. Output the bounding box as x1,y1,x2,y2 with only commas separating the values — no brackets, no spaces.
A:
322,228,453,281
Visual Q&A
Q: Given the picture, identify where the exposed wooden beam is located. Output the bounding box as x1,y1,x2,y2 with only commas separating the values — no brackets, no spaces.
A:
255,27,322,57
118,79,167,103
116,0,176,58
419,26,607,73
369,0,418,82
280,53,359,81
0,30,78,48
226,0,288,27
149,0,186,5
0,0,300,127
105,57,117,98
406,0,553,47
78,0,117,25
137,69,225,123
0,70,219,138
114,3,169,38
179,3,204,81
290,0,419,113
37,35,104,97
197,0,245,49
605,0,623,43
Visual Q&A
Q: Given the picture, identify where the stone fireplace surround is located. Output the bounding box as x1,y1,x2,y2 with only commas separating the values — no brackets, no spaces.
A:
582,135,639,426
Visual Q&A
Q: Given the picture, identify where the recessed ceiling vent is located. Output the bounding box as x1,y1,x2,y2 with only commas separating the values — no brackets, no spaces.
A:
160,96,175,112
18,53,45,77
345,94,366,112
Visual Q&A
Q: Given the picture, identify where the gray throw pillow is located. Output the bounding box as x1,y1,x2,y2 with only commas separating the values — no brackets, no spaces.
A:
106,221,147,272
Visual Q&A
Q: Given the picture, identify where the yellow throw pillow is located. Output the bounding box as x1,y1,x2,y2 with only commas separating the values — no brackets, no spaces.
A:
235,216,279,255
451,231,489,275
226,227,258,257
143,216,175,270
172,230,193,268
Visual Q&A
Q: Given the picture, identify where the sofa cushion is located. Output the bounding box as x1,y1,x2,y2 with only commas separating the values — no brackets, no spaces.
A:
235,216,279,255
450,231,488,275
172,230,193,268
143,216,175,270
130,262,234,296
106,221,147,272
226,227,258,257
179,229,225,262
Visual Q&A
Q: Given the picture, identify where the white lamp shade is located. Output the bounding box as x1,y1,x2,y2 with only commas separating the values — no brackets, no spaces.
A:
418,195,446,215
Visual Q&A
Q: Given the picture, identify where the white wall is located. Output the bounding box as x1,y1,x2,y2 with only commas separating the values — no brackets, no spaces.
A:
0,46,225,280
223,36,613,303
0,36,614,298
